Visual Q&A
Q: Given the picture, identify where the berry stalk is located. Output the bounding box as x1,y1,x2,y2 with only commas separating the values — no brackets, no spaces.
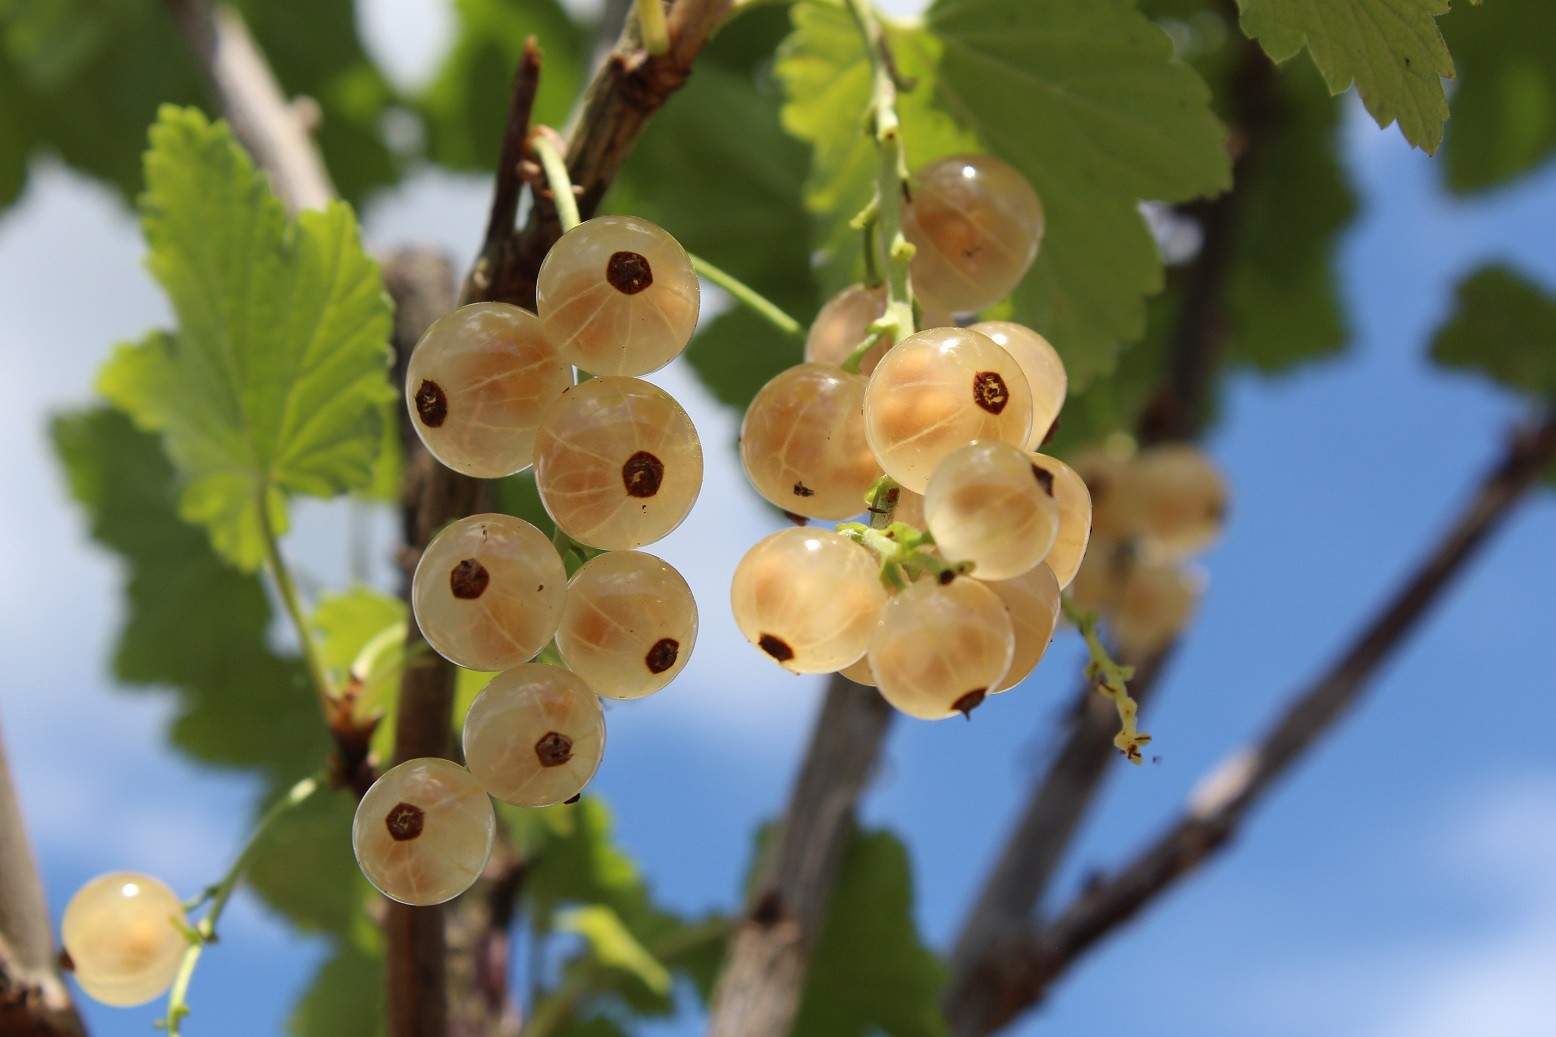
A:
689,253,805,339
163,771,325,1034
532,131,582,234
256,482,337,714
635,0,671,57
1060,594,1151,765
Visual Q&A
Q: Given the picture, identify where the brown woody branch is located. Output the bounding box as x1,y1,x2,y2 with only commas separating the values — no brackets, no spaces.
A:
0,714,87,1037
958,409,1556,1033
707,677,894,1037
945,34,1281,1036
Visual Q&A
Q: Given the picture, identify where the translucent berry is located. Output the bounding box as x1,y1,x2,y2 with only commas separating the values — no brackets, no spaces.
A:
981,563,1061,692
891,487,927,529
968,321,1066,448
412,513,566,671
533,377,703,549
463,664,606,807
730,528,887,673
903,154,1044,314
556,551,697,700
353,758,495,907
1071,447,1137,541
536,215,700,376
1067,539,1127,617
863,327,1033,493
405,302,573,478
61,873,187,1007
838,652,877,687
1111,559,1200,656
924,440,1059,580
740,364,881,520
869,577,1015,720
804,284,952,375
1131,444,1228,559
1025,453,1093,588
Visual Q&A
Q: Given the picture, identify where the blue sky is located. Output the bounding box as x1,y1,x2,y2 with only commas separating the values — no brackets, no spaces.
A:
1,1,1554,1035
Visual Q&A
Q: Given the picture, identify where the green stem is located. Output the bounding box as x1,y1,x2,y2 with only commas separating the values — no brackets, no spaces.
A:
635,0,671,55
840,323,888,375
1060,594,1151,765
689,253,805,340
256,486,335,713
518,919,730,1037
532,132,581,234
843,0,916,347
163,772,325,1034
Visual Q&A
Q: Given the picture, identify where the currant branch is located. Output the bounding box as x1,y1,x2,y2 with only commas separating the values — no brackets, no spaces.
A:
162,772,324,1035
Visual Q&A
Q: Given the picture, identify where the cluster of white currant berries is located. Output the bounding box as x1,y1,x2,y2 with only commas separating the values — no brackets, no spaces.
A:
731,154,1094,720
1068,442,1228,656
354,214,705,907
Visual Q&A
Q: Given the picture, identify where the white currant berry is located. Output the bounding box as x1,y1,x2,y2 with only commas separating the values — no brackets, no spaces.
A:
903,154,1044,314
740,364,881,520
863,327,1033,493
533,377,703,549
981,563,1061,692
924,440,1059,580
61,873,187,1007
556,551,697,700
463,664,606,807
1131,444,1228,559
1071,447,1138,541
406,302,573,478
1025,452,1093,588
870,576,1015,719
536,215,700,376
412,513,567,671
730,527,887,673
1111,559,1200,656
353,758,495,907
968,321,1066,448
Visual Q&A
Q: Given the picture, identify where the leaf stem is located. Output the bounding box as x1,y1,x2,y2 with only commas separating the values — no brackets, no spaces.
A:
635,0,671,55
690,253,805,340
842,0,915,348
532,131,582,234
1060,594,1151,764
163,771,325,1034
256,486,335,713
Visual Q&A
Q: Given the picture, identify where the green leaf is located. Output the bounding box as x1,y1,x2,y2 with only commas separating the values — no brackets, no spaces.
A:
1226,57,1354,370
289,938,385,1037
611,8,815,412
559,905,673,996
97,106,394,570
778,0,1231,387
314,585,405,679
51,407,325,780
792,829,949,1037
1429,264,1556,397
419,0,586,172
1235,0,1457,153
521,798,645,925
1441,1,1556,194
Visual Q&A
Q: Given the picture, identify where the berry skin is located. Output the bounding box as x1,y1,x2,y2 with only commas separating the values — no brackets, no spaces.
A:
61,873,187,1007
804,284,952,375
352,758,495,907
924,440,1060,581
536,215,700,376
557,551,697,700
1131,444,1228,559
981,563,1062,692
863,327,1034,494
902,154,1044,314
740,364,881,520
1025,453,1093,588
967,321,1066,448
405,302,573,478
730,527,887,673
533,377,703,550
869,577,1015,719
463,665,607,807
412,513,567,672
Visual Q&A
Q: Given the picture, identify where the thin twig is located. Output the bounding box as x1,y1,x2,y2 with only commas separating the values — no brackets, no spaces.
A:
958,408,1556,1035
0,712,87,1037
163,0,333,213
466,39,544,302
164,773,324,1034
